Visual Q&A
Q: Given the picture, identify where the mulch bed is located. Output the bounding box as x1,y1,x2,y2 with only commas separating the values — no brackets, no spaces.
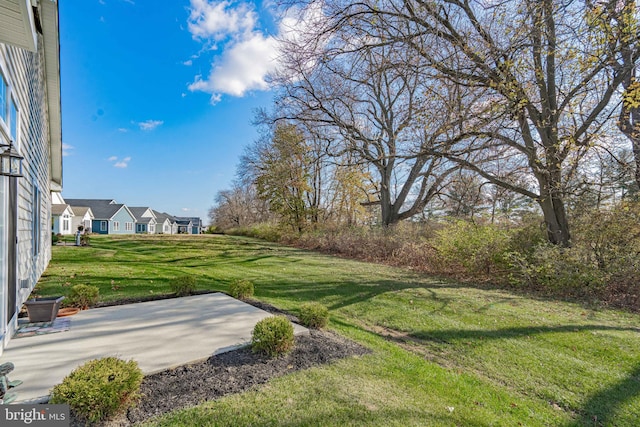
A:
67,298,370,426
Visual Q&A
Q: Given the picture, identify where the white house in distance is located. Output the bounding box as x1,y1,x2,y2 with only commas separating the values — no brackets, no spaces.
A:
70,206,94,233
0,1,62,355
51,203,74,235
129,207,156,234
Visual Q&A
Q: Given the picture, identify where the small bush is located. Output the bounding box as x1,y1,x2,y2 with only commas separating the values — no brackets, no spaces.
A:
433,220,511,275
229,279,254,300
50,357,143,424
251,316,294,357
507,244,607,295
51,232,60,245
170,275,197,296
298,302,329,329
68,284,99,309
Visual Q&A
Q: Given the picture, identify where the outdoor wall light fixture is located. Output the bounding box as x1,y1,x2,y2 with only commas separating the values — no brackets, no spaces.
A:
0,141,24,178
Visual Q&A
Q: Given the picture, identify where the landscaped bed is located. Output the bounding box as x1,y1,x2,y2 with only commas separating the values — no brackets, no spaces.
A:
37,235,640,426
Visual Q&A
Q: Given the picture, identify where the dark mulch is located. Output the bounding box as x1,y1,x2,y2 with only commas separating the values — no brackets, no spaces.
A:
67,298,370,427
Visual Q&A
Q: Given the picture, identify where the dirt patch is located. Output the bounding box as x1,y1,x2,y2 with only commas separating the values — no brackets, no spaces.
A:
68,300,369,426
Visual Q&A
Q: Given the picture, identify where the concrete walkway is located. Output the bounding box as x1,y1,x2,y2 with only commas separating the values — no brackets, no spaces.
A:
0,293,308,403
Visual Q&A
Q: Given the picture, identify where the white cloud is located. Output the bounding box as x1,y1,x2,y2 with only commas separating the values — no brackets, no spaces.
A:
188,33,278,100
181,207,191,212
188,0,257,41
137,120,164,131
186,0,325,103
62,143,74,157
183,59,193,66
108,156,131,168
118,127,128,133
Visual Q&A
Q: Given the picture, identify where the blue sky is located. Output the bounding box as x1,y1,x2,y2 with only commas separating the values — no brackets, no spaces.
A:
59,0,286,222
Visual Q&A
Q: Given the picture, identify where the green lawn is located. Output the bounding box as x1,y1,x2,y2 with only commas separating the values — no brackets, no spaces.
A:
38,234,640,426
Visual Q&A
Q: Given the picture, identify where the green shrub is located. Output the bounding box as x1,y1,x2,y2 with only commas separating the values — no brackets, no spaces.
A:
50,357,143,424
298,302,329,329
228,223,284,242
51,232,60,245
507,244,607,295
251,316,294,357
229,279,254,300
170,275,197,296
433,220,511,275
68,284,99,309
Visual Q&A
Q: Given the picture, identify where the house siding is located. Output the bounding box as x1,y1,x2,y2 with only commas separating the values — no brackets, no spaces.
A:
0,35,54,352
92,220,108,234
109,207,136,235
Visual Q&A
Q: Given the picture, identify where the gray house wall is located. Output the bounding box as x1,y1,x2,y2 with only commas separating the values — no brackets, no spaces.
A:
0,4,60,355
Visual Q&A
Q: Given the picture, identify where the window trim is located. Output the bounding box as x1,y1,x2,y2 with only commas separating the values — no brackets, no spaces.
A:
100,221,107,232
0,63,20,146
113,221,120,231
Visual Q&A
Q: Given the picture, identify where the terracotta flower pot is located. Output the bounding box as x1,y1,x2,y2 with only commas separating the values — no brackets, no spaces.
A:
57,307,80,317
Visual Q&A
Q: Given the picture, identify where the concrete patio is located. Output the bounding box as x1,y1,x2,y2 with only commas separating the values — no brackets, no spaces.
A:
0,293,308,403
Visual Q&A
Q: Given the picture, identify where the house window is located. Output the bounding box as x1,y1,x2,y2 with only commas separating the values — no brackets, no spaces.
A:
149,224,155,233
113,221,120,231
9,96,17,140
0,69,19,142
136,224,143,232
62,215,70,232
100,221,107,231
125,222,133,231
164,224,169,233
0,71,6,123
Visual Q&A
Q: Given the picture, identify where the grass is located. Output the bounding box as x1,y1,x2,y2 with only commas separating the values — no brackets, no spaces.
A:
37,234,640,426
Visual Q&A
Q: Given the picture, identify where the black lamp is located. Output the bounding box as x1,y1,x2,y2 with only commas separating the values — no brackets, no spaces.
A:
0,141,24,177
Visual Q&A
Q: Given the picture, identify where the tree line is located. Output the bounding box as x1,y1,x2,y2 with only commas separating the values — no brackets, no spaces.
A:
210,0,640,247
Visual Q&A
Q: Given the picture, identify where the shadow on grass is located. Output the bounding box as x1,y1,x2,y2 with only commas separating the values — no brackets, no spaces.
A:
408,324,640,344
375,324,640,426
566,363,640,427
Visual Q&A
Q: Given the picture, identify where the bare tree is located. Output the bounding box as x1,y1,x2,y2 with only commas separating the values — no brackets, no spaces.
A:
274,22,460,226
309,0,637,245
209,183,270,230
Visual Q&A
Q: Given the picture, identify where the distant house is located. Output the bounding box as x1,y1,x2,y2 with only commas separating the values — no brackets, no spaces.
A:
70,206,94,233
0,1,62,355
65,199,136,235
129,207,157,234
51,204,74,235
153,210,176,234
175,217,203,234
175,217,193,234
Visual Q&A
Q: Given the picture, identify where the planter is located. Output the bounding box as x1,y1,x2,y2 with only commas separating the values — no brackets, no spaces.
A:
57,307,80,317
23,296,65,323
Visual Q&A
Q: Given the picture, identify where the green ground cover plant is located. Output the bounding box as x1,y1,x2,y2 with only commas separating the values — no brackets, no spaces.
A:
169,275,197,296
298,301,329,329
251,316,295,357
50,357,143,423
67,284,99,309
228,278,255,300
37,234,640,426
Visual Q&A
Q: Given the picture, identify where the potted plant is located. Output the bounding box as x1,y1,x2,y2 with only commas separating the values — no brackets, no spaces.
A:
23,296,65,323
